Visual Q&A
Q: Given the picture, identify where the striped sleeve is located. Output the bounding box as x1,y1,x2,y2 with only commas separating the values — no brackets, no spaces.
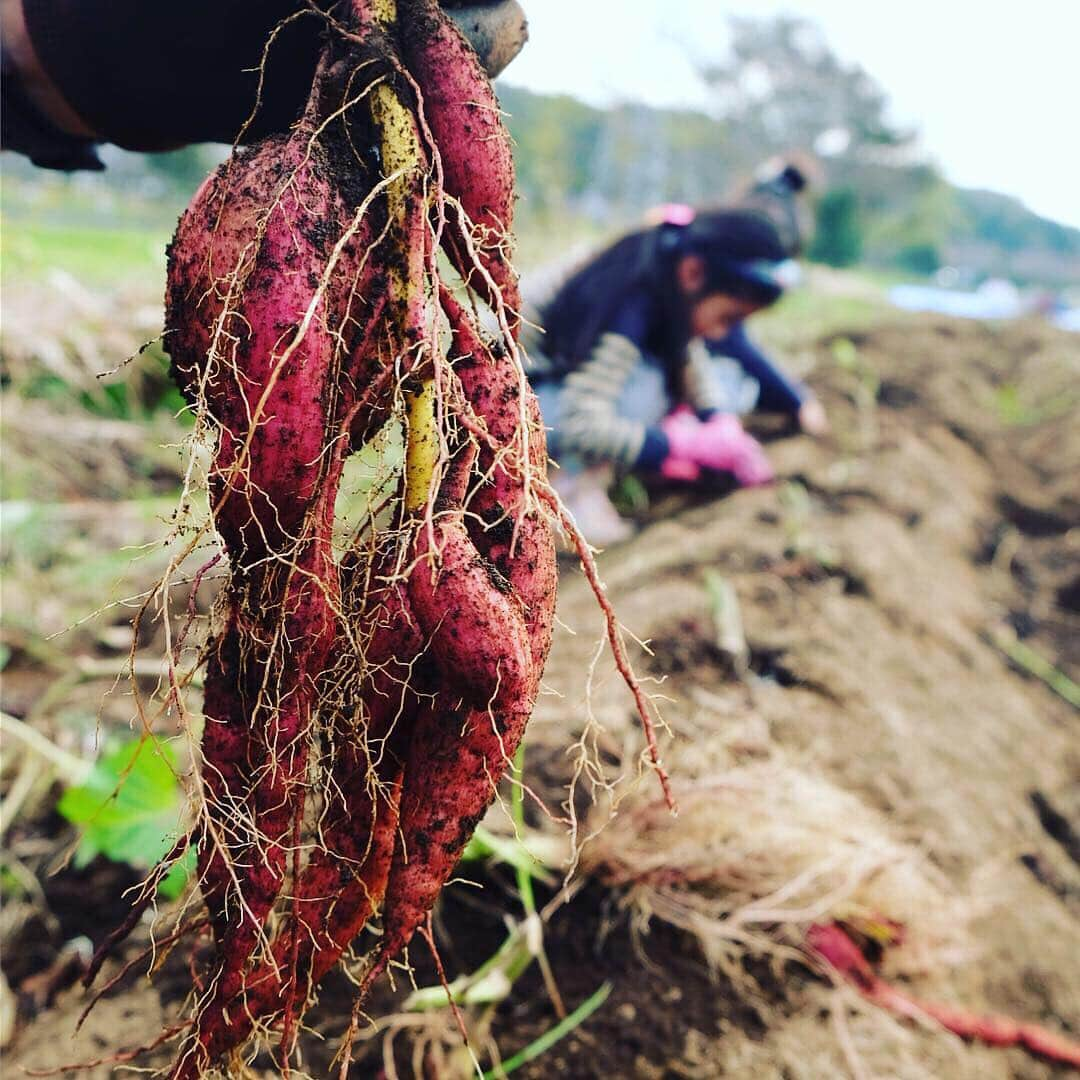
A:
559,332,667,470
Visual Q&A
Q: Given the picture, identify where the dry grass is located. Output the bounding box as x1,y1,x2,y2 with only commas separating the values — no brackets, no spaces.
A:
583,761,975,980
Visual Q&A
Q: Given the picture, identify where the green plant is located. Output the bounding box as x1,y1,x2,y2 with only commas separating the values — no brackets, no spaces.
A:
987,627,1080,709
610,473,650,516
481,981,612,1079
405,740,589,1079
703,570,748,674
810,188,863,268
992,383,1078,429
57,736,191,899
831,335,879,450
831,336,879,399
779,481,837,568
410,743,561,1013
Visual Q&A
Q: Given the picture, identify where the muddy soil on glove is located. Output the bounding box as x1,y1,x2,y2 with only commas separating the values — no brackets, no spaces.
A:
9,313,1079,1078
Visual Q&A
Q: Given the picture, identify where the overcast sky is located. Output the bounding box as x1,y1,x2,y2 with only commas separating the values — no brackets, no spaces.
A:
500,0,1080,228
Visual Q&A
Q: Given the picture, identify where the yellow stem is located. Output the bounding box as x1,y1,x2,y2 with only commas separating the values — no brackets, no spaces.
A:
404,379,439,512
368,0,440,513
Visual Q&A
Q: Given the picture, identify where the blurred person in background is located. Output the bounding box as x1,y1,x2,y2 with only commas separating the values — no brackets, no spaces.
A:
732,156,820,260
0,0,526,169
524,164,827,546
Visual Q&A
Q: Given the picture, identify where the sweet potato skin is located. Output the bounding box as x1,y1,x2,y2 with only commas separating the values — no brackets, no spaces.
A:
114,5,561,1074
360,450,540,994
441,286,556,680
403,0,520,313
166,119,387,1079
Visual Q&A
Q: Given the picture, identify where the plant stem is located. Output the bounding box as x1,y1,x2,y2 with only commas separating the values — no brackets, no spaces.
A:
511,741,535,916
481,982,612,1079
0,710,91,784
989,628,1080,709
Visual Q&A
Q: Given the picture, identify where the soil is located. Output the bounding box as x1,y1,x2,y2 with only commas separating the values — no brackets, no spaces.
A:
5,313,1079,1078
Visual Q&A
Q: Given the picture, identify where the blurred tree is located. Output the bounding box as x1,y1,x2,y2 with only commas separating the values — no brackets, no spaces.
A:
895,242,942,275
862,167,954,272
498,86,605,214
809,187,862,267
701,16,912,178
499,84,734,226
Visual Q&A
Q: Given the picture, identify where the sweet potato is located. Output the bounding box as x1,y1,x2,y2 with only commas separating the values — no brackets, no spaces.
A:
807,923,1080,1068
88,3,630,1074
350,432,538,1000
166,40,392,1076
440,286,556,679
404,0,520,314
188,564,422,1070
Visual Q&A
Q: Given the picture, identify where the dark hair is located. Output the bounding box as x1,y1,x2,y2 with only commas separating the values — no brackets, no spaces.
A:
741,161,810,256
541,209,787,367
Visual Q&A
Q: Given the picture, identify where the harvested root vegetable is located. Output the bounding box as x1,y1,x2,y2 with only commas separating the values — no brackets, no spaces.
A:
83,0,671,1075
807,923,1080,1069
402,14,520,314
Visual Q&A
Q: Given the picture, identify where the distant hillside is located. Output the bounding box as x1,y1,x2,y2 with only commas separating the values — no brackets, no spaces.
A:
949,188,1080,286
496,84,737,221
3,79,1076,290
496,81,1080,289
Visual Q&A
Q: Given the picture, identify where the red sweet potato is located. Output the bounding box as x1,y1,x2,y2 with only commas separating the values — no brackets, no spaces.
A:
96,4,563,1074
440,287,556,680
807,923,1080,1068
189,568,423,1070
352,440,538,999
403,0,520,315
166,49,390,1075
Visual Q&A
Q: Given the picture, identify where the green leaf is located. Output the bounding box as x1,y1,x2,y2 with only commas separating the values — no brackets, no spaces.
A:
57,736,189,894
158,847,197,900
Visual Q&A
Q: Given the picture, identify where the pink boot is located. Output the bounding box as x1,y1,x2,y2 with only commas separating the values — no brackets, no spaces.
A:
552,466,634,548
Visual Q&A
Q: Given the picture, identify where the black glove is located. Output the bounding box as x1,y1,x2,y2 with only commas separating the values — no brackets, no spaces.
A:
6,1,526,168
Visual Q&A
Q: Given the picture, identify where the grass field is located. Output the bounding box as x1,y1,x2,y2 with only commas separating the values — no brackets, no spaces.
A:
1,217,168,288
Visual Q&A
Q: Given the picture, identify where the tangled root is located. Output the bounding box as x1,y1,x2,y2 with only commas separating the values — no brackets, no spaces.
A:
85,2,672,1075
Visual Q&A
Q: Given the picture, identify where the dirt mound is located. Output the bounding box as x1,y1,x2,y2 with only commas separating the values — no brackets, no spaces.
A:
519,314,1080,1077
8,313,1079,1078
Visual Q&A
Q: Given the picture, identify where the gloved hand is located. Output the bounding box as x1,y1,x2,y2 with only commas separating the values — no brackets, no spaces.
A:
6,1,527,163
700,413,775,486
660,409,774,487
446,2,529,78
658,408,704,481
